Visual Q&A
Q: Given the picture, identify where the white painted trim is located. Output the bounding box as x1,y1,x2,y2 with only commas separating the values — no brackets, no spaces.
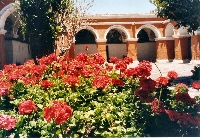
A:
77,26,100,39
103,25,131,39
0,3,19,29
135,24,161,38
132,19,170,25
155,37,174,41
0,29,7,34
173,34,191,38
126,38,139,41
165,23,175,37
84,20,170,26
96,39,107,43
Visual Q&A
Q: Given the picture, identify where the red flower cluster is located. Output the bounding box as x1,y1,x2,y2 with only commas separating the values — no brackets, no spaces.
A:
156,77,169,86
167,71,178,80
41,80,54,89
123,57,133,64
175,92,196,105
92,75,111,89
140,78,156,92
151,98,165,114
135,89,153,103
0,115,17,130
109,57,118,64
124,68,137,77
112,79,124,87
165,110,200,127
192,81,200,90
44,101,72,124
165,110,181,121
135,61,152,78
18,100,37,115
115,60,127,72
62,76,80,88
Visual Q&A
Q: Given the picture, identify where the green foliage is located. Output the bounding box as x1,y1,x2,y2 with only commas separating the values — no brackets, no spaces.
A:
150,0,200,33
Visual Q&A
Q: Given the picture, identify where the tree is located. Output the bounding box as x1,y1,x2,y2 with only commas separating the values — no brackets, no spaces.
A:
16,0,93,58
150,0,200,33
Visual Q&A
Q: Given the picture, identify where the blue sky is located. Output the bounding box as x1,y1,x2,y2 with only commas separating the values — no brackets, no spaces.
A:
86,0,156,14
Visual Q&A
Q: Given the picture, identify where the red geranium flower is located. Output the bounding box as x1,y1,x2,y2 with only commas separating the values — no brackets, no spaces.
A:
92,75,111,89
151,98,165,114
167,71,178,80
124,68,137,77
165,110,181,121
0,115,17,130
123,57,133,64
112,79,124,87
62,76,80,88
135,61,152,78
192,81,200,90
109,57,118,64
41,80,54,89
156,76,169,86
175,92,196,105
18,100,37,115
140,78,156,92
43,101,72,124
135,89,153,103
115,60,127,72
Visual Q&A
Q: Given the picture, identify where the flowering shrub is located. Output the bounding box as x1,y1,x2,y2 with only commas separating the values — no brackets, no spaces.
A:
0,53,199,137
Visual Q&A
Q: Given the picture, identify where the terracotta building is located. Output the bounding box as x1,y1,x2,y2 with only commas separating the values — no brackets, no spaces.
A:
1,0,200,70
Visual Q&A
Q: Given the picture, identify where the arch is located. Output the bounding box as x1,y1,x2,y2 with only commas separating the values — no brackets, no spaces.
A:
75,29,96,44
135,24,161,38
165,23,174,37
77,26,99,40
0,3,19,29
104,25,130,40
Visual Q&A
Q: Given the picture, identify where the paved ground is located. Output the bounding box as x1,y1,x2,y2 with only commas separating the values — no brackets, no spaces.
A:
129,61,200,98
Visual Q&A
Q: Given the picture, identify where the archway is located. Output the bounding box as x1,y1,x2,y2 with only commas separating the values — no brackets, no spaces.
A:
105,25,129,60
75,29,97,55
136,28,156,61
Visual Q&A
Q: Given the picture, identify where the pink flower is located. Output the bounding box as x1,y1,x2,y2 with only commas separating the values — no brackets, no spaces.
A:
44,101,72,124
18,100,37,115
0,115,17,130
